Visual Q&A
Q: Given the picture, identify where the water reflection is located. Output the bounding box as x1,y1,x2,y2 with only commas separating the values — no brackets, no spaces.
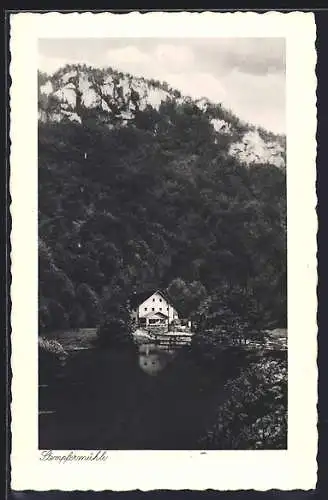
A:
138,343,176,376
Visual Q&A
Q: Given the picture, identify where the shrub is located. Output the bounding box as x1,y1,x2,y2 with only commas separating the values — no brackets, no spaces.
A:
39,337,68,384
198,356,287,449
96,304,135,350
97,318,135,350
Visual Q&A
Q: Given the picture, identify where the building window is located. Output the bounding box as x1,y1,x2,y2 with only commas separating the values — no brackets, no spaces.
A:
144,307,147,311
159,298,162,302
159,307,162,311
167,307,169,311
152,307,155,311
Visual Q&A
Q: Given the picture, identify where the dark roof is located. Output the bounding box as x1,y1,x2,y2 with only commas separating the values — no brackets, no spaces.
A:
129,289,175,310
155,289,173,304
129,291,153,310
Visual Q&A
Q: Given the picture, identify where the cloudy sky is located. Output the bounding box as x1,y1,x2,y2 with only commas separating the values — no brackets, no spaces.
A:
39,38,285,134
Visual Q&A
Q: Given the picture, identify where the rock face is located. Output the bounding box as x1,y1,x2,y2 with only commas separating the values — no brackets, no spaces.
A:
38,64,286,169
229,130,286,169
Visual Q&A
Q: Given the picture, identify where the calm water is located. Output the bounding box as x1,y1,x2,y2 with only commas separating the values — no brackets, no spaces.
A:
137,342,178,375
39,329,286,449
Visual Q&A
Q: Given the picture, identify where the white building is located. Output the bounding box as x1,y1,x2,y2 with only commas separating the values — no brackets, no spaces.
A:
131,290,179,328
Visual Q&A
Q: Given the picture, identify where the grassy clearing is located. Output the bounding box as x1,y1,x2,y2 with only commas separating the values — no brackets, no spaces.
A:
43,328,98,351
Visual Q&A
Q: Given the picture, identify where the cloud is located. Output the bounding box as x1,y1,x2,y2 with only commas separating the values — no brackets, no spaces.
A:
153,44,195,72
38,38,285,133
38,55,70,75
220,70,285,131
199,38,286,77
105,45,150,70
104,44,195,80
161,68,285,132
163,71,227,102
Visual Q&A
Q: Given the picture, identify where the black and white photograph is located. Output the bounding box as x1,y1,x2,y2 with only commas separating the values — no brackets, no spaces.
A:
37,36,288,451
10,11,317,492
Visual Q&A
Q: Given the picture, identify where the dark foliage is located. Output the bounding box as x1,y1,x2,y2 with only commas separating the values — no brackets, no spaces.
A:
96,301,135,350
38,337,68,384
198,355,287,449
38,65,286,336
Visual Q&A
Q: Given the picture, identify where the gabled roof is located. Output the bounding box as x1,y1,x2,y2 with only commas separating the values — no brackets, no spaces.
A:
129,289,175,310
129,291,153,310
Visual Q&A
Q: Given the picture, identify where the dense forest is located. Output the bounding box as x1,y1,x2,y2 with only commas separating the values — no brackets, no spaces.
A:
38,64,287,335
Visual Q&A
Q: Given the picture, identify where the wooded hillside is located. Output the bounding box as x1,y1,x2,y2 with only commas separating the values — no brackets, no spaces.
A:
38,65,287,333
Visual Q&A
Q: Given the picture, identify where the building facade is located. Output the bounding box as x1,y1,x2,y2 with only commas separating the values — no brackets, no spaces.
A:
131,290,179,328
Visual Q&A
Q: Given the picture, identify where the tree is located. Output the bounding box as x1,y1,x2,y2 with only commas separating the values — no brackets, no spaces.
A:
70,302,87,328
38,65,286,338
97,300,135,350
42,299,70,331
192,287,253,342
76,283,102,327
167,278,207,318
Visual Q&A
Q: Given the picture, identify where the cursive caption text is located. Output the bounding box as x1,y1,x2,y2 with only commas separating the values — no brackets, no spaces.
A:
39,450,108,463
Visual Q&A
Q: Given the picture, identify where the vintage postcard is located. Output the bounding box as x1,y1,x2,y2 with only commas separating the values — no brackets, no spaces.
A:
10,11,317,491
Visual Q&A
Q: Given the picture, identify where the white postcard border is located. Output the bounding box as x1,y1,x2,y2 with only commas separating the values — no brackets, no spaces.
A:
10,11,317,491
